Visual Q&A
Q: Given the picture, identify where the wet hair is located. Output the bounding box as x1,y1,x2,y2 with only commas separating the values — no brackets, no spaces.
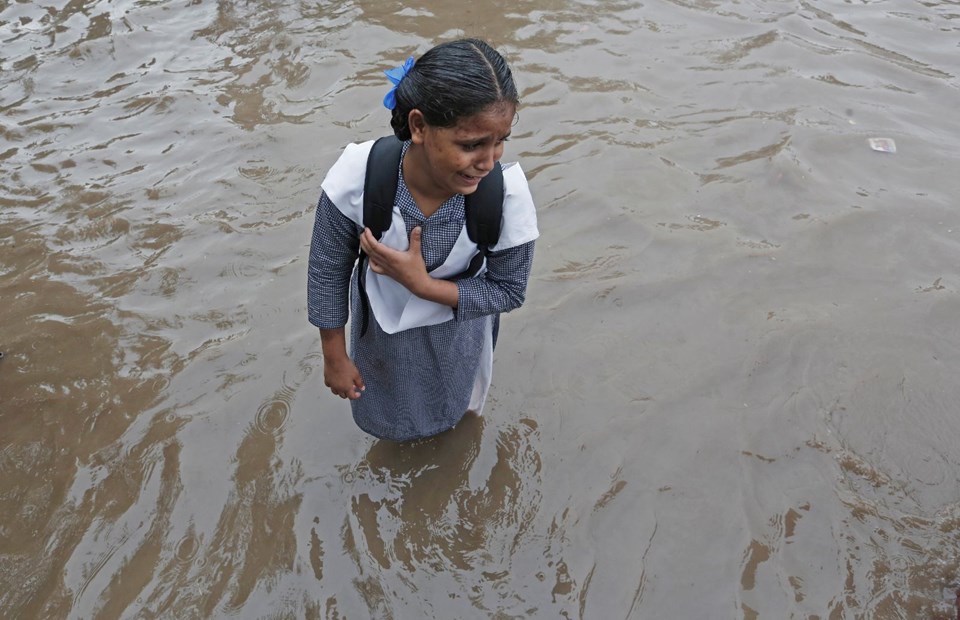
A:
390,39,518,141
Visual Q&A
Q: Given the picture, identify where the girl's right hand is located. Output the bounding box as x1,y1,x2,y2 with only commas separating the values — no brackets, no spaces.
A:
324,357,365,400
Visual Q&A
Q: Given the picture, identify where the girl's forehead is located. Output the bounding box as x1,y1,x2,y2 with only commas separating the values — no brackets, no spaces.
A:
452,103,515,135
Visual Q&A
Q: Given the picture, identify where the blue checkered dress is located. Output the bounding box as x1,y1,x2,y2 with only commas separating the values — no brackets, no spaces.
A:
307,145,536,441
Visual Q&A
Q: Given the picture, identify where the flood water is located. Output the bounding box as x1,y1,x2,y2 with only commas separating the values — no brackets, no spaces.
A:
2,0,960,617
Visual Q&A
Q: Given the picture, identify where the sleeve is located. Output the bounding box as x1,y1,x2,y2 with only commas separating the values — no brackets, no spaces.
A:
307,191,361,329
454,239,536,322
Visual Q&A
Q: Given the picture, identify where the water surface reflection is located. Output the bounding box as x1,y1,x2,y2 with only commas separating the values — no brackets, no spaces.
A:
3,0,960,616
319,415,545,617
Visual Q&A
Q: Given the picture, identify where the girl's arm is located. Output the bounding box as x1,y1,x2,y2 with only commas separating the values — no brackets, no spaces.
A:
359,225,460,308
358,227,536,317
454,240,535,320
319,327,364,399
307,192,365,399
307,192,359,329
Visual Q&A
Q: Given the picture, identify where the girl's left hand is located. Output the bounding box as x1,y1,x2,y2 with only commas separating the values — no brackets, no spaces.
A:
360,226,428,294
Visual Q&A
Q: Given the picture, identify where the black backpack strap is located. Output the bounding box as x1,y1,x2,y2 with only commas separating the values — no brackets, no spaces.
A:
465,161,504,246
358,136,403,337
451,161,504,281
363,136,403,239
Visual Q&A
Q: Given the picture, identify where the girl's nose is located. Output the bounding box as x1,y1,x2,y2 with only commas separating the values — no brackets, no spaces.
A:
475,146,496,172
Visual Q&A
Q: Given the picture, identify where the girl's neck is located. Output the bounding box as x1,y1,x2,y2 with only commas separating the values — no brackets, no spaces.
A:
402,144,451,218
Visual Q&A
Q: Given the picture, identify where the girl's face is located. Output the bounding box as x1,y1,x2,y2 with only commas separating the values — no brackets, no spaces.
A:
408,102,515,198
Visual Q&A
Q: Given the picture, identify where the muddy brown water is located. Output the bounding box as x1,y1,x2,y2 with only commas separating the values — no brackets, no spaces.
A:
2,0,960,617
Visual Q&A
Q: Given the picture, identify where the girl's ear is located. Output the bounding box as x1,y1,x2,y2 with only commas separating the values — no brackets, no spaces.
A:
408,109,427,144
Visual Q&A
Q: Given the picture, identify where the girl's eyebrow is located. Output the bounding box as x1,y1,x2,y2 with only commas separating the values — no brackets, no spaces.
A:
458,131,512,142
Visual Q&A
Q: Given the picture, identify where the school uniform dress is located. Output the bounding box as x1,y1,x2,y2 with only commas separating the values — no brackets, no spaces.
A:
307,140,538,442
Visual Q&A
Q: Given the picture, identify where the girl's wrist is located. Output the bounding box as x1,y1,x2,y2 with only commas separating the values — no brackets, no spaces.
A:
325,354,352,369
319,328,350,362
413,275,459,308
412,273,434,299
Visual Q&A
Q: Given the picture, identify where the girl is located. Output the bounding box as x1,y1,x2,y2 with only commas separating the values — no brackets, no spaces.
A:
307,39,538,442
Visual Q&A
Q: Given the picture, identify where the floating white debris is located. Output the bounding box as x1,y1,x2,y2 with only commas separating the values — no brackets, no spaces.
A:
868,137,897,153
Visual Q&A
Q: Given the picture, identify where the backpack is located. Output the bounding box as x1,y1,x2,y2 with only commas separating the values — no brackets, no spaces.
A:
356,135,505,336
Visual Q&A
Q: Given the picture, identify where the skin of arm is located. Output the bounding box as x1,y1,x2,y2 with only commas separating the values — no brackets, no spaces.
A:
358,225,534,320
359,226,460,308
319,327,365,399
308,192,367,400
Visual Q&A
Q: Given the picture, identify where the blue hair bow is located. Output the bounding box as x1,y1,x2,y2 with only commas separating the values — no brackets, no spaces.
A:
383,56,415,110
